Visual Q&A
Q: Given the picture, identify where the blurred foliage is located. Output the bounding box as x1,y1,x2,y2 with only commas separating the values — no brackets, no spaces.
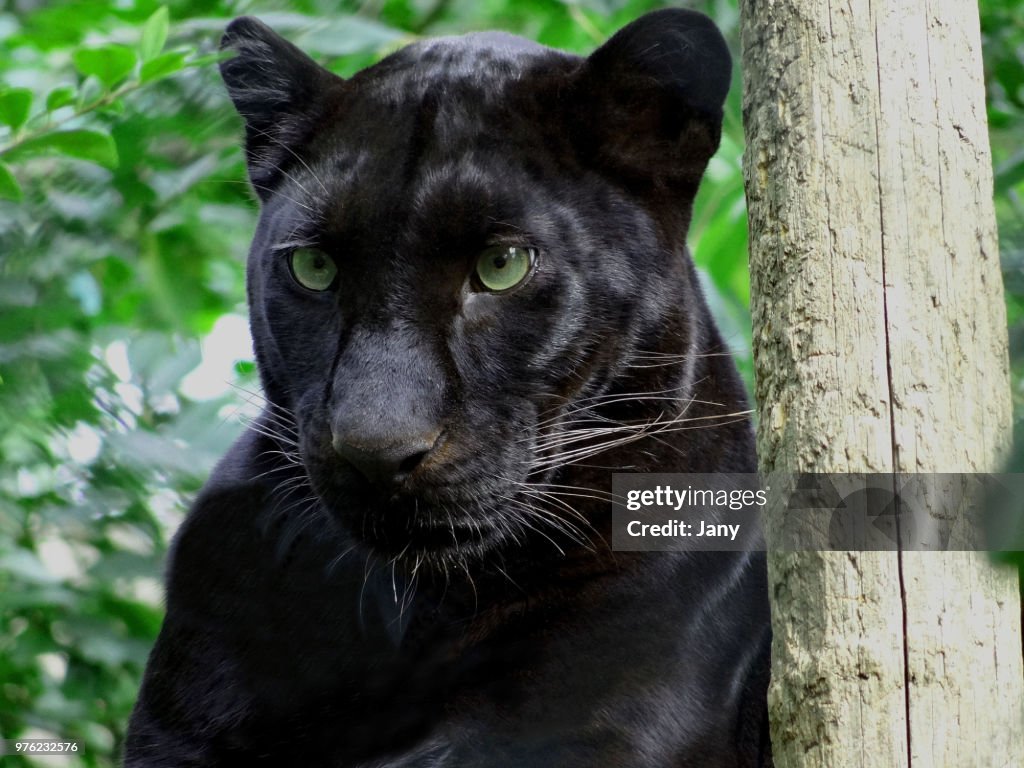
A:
0,0,1019,765
983,0,1024,573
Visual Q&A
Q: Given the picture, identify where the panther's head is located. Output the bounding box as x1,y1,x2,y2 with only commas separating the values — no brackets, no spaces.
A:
219,11,734,565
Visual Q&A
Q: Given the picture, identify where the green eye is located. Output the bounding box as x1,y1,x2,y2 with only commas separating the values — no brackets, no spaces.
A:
289,248,338,291
474,245,536,293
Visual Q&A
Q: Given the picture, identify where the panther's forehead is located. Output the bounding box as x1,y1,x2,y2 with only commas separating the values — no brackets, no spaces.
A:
348,30,576,105
366,31,564,76
284,39,579,241
290,120,580,269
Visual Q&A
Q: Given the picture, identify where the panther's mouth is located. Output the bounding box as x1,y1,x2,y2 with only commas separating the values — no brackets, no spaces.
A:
310,473,506,560
372,494,484,548
354,514,491,559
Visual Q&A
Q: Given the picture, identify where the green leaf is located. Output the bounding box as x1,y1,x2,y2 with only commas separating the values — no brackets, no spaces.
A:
0,163,21,201
139,7,170,63
0,88,33,131
45,85,76,112
140,51,187,84
995,149,1024,194
73,44,137,88
234,359,256,377
7,129,119,169
99,99,126,116
185,51,230,69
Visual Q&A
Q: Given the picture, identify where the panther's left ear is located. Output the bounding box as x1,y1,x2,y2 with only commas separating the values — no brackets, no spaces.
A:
570,9,731,194
219,17,344,198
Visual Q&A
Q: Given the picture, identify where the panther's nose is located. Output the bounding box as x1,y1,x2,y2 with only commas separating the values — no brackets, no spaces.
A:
331,433,438,490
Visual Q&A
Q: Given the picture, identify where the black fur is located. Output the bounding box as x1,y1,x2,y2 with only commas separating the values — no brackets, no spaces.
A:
125,10,771,767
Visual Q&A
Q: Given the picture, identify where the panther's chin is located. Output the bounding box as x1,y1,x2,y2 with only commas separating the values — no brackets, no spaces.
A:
322,489,503,564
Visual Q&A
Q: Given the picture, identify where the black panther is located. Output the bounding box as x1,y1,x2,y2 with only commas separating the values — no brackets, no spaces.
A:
125,9,771,766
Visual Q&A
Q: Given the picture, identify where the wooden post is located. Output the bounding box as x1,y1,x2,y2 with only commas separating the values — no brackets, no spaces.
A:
740,0,1024,765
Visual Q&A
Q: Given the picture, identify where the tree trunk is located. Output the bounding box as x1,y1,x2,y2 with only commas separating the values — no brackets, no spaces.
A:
739,0,1024,766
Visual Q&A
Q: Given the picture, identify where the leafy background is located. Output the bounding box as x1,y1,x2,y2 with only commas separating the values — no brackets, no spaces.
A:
0,0,1020,765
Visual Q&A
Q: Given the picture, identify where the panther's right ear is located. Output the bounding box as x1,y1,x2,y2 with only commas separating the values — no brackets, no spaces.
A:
219,17,343,197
